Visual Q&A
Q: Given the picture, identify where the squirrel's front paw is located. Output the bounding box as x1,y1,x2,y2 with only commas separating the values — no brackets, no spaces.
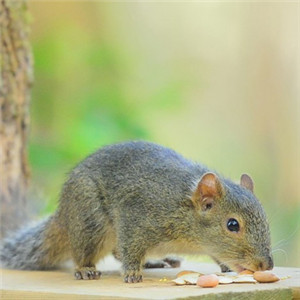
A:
74,267,101,280
163,257,182,268
220,265,232,273
124,271,143,283
217,262,232,273
143,259,169,269
143,257,182,269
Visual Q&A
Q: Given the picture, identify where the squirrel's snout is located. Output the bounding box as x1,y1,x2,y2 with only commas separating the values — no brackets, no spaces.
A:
258,255,274,271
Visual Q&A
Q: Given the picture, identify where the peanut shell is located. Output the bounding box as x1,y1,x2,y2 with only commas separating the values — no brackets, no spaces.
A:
176,270,201,278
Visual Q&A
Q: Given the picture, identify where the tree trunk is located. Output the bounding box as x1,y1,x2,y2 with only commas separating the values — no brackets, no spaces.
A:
0,0,33,238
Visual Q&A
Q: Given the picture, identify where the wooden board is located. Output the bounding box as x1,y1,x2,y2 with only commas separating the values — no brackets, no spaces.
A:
1,256,300,299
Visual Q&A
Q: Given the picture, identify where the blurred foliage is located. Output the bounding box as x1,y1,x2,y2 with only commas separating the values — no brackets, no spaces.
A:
28,2,299,267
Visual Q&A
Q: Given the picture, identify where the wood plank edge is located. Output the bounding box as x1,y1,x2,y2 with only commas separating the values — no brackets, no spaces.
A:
175,288,293,300
0,289,133,300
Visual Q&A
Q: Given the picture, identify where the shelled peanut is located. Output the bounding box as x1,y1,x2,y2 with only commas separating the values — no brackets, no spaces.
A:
197,274,219,288
253,271,280,283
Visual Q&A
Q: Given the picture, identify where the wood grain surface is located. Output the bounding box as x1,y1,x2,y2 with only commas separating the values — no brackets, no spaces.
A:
1,257,299,299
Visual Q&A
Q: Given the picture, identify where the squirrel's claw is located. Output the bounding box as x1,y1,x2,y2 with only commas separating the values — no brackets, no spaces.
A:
124,274,143,283
163,257,182,268
220,265,232,273
74,267,101,280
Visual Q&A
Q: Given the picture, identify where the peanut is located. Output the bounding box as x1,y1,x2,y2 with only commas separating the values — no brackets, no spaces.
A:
197,274,219,288
239,269,254,275
253,271,280,283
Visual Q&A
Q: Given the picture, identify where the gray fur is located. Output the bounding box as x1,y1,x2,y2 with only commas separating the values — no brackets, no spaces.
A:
0,218,53,270
0,141,273,281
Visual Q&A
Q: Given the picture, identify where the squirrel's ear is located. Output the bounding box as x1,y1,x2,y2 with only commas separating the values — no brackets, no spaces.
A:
192,173,224,206
240,174,254,193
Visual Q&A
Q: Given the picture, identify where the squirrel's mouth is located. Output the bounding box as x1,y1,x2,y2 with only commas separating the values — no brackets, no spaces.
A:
234,264,249,273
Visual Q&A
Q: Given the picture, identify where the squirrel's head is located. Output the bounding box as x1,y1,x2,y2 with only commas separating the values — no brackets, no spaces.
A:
191,172,273,272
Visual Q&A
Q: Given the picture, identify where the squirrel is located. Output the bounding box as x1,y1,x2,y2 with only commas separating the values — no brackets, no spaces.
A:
0,141,273,283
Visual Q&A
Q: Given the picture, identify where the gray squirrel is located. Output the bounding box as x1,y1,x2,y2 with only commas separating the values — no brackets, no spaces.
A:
0,141,273,283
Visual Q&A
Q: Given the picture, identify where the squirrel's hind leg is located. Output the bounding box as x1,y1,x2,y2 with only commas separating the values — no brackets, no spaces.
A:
70,230,104,280
71,224,114,280
70,219,115,280
60,176,116,280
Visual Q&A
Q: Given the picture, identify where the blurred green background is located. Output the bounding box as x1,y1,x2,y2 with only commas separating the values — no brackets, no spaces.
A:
28,2,299,267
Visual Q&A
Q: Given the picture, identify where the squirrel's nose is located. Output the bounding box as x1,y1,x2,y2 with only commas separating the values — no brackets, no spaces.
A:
258,256,273,270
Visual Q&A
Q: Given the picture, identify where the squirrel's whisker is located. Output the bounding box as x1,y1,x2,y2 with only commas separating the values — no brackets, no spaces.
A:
267,209,280,225
272,222,300,249
271,248,288,264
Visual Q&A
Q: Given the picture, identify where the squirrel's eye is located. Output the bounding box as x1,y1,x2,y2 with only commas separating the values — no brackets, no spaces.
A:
205,203,212,210
227,218,240,232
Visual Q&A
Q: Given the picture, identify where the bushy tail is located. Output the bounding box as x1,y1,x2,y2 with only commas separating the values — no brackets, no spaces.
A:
0,216,69,270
